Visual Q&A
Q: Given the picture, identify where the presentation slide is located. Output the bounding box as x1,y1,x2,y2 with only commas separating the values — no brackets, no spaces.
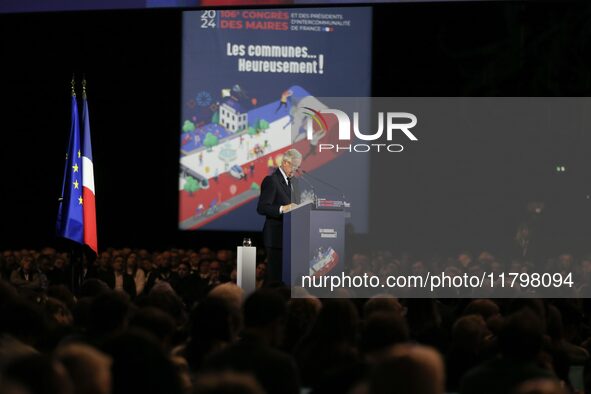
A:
179,8,372,231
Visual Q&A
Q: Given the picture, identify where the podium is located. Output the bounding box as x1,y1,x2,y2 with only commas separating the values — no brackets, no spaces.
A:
282,201,346,286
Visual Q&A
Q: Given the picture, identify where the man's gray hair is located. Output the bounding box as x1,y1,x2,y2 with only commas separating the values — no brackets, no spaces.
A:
283,149,302,164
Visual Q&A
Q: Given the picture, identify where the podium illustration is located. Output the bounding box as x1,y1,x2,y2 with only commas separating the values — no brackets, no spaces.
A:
282,200,346,286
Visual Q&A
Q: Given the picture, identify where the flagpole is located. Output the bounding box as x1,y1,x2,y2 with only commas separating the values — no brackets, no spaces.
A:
66,75,83,294
58,76,76,207
69,76,80,293
79,76,96,286
69,75,77,293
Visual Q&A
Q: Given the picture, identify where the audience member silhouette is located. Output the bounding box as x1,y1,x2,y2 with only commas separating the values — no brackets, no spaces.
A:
205,289,300,394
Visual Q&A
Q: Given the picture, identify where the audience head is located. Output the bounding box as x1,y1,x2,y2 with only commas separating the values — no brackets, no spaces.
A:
190,296,239,344
20,256,34,272
192,372,265,394
451,314,488,354
370,344,445,394
1,354,73,394
112,256,124,273
88,291,130,338
363,295,404,319
283,297,321,351
129,307,176,350
140,285,186,326
126,253,137,269
189,252,199,267
79,279,109,299
46,285,75,311
243,289,286,346
499,309,544,361
97,252,110,270
55,343,112,394
177,261,190,279
198,258,211,276
255,261,266,281
102,329,183,394
0,336,37,370
216,249,230,263
508,299,547,326
208,283,243,311
362,311,410,359
514,379,566,394
0,299,47,346
141,257,153,273
199,248,213,261
309,298,359,346
44,297,74,327
463,299,500,321
208,261,221,280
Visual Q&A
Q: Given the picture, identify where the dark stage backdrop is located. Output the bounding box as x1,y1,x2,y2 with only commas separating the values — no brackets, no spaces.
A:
1,3,590,254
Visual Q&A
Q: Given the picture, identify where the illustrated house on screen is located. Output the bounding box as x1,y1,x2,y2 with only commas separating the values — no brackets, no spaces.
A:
219,99,247,132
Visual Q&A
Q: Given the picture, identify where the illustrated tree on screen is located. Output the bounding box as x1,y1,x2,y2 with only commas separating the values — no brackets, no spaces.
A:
256,119,269,133
184,176,201,196
248,126,257,137
182,120,196,133
212,111,219,124
204,132,219,151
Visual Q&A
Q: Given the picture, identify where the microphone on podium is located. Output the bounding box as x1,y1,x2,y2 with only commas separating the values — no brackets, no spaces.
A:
299,169,347,205
296,169,316,193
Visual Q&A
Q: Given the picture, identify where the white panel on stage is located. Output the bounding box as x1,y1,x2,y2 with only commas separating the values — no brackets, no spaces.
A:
237,246,256,295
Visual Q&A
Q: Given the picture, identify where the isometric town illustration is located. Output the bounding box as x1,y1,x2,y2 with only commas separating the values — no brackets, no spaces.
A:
179,85,339,230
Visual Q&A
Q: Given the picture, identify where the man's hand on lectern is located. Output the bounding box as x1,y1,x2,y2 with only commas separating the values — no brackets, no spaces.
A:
281,203,297,213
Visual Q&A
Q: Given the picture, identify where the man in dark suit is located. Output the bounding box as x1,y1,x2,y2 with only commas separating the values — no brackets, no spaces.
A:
257,149,302,283
100,256,136,299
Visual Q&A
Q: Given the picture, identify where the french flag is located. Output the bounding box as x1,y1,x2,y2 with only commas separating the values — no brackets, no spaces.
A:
81,91,97,254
